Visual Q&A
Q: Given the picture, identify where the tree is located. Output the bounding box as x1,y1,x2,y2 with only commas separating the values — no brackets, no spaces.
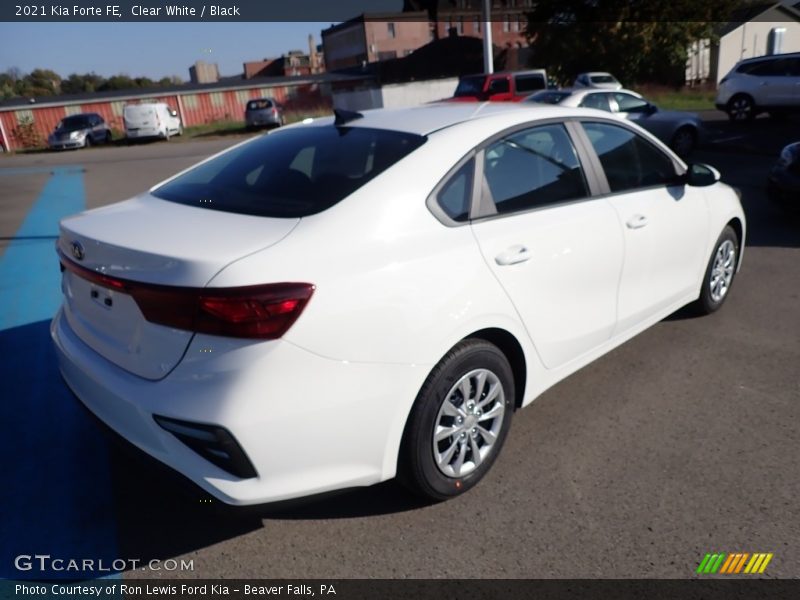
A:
524,0,750,86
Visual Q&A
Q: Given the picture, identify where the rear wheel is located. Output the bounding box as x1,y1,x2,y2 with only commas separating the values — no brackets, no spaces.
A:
398,339,515,501
695,225,739,314
727,94,755,121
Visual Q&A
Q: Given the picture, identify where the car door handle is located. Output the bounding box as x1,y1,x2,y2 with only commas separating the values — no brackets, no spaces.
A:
626,214,649,229
495,245,531,266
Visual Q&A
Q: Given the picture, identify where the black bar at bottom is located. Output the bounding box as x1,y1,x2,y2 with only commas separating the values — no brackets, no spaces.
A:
2,579,797,600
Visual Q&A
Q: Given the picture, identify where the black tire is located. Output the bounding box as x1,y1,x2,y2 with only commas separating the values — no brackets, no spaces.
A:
694,225,740,315
84,135,92,148
727,94,755,122
398,339,515,501
104,131,112,144
670,126,696,157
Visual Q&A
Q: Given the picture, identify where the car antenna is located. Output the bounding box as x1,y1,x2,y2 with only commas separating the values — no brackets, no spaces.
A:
333,108,364,126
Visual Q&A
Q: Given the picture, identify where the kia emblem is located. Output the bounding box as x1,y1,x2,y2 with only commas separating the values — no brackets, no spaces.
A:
70,241,85,261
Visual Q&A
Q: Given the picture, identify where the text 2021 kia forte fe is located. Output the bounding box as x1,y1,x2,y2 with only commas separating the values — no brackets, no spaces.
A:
52,103,745,504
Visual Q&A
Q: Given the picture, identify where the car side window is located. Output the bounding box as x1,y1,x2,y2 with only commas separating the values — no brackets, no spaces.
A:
515,74,546,93
436,159,474,222
612,93,650,113
582,122,678,193
579,93,611,112
481,123,588,214
488,78,510,95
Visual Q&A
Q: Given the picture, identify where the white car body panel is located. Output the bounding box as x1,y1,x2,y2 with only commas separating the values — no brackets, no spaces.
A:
51,103,746,505
124,103,181,139
471,199,624,369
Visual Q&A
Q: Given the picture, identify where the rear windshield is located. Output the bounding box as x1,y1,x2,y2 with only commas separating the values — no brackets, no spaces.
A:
525,91,571,104
454,76,486,97
247,99,273,110
152,126,426,218
590,75,617,84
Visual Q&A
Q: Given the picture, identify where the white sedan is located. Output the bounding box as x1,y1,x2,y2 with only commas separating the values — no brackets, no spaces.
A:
52,103,745,505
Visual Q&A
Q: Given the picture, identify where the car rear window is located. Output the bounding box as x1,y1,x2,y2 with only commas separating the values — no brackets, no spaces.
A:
247,99,273,110
454,76,486,97
525,91,571,104
515,74,546,93
152,126,427,218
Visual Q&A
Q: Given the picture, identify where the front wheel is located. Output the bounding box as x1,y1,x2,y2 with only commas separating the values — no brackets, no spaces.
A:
398,339,515,501
695,225,739,314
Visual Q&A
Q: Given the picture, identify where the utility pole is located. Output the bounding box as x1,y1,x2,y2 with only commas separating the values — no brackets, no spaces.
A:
482,0,493,73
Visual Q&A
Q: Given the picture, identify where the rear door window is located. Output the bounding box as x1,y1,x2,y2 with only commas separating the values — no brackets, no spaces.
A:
152,126,426,218
481,123,589,214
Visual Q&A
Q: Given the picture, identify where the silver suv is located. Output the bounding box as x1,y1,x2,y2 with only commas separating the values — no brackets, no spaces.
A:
715,52,800,121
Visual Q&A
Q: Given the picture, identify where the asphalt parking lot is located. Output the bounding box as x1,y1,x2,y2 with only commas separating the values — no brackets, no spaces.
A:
0,116,798,580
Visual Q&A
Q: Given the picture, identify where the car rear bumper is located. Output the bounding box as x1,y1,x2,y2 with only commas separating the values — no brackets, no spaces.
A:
126,127,166,139
51,306,426,505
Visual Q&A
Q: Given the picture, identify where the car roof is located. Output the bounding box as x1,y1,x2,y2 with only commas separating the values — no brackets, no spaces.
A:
539,88,641,99
738,51,800,64
301,102,604,136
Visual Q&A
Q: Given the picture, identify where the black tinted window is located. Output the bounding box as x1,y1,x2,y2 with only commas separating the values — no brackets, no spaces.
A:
153,126,426,218
454,76,485,97
437,159,474,222
488,78,510,94
516,74,546,93
579,93,612,111
58,116,90,130
526,91,570,104
612,93,650,113
482,124,588,214
582,122,677,193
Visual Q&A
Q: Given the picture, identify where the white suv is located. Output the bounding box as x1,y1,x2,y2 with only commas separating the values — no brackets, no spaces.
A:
715,52,800,121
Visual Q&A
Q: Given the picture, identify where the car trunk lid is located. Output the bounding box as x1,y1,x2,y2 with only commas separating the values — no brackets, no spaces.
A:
57,194,299,380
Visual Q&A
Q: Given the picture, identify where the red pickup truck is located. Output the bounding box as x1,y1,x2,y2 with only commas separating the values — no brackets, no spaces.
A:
448,70,548,102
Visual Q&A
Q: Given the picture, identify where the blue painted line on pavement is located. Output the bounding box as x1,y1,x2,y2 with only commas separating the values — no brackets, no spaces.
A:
0,167,120,580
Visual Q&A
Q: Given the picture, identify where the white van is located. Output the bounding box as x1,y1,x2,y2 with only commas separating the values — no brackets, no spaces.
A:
123,103,182,140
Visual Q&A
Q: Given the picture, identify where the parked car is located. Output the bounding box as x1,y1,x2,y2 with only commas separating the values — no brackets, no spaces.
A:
525,88,705,157
123,102,182,141
52,103,744,506
767,141,800,211
574,72,623,90
715,52,800,121
47,113,111,150
449,70,548,102
245,98,285,129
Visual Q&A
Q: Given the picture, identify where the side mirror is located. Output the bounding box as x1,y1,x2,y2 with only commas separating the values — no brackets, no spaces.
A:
685,163,721,187
646,103,658,115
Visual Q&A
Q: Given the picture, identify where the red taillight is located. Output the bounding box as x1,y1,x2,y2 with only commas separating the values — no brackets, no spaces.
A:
58,249,314,339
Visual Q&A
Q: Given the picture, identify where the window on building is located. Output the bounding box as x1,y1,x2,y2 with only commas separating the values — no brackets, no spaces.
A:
387,22,396,38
